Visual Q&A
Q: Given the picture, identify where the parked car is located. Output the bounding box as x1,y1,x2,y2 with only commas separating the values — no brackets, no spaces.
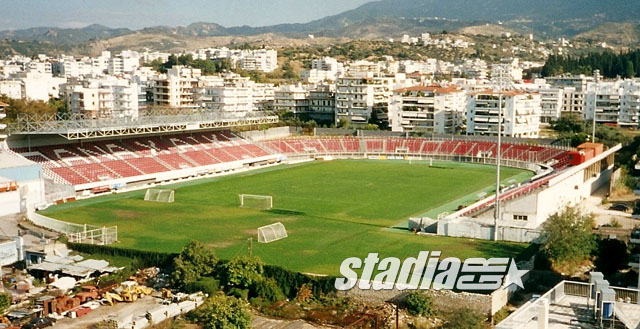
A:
21,318,55,329
610,203,628,212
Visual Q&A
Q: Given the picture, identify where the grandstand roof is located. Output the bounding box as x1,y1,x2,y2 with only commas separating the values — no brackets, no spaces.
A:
0,151,36,169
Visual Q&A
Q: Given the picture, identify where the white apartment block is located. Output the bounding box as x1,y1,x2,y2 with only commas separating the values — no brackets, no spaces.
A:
238,49,278,73
62,77,139,118
460,59,488,80
14,72,66,101
195,76,254,116
152,66,201,109
585,80,640,127
335,73,396,125
539,88,564,124
467,90,541,138
108,51,141,75
26,61,52,74
0,80,23,99
491,58,523,82
390,85,466,134
274,84,309,114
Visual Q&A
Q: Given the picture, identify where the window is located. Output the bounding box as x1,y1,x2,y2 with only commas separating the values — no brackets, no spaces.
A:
513,215,528,221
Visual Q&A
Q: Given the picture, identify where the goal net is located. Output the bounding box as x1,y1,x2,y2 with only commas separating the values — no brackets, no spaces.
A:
239,194,273,209
144,189,175,203
257,222,288,243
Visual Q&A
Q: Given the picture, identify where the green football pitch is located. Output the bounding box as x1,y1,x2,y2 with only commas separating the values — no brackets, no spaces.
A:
42,159,533,275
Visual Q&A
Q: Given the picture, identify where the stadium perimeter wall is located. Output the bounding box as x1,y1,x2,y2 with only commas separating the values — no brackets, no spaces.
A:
238,126,296,141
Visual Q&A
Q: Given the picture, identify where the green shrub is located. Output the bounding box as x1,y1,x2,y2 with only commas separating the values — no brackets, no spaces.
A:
405,291,432,316
190,294,252,329
250,278,286,303
442,308,485,329
186,277,220,295
263,265,336,298
228,288,249,300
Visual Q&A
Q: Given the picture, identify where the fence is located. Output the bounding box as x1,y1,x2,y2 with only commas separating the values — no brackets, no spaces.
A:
496,280,640,328
27,211,117,245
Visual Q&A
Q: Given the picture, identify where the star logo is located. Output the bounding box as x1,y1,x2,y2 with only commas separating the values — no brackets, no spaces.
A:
503,259,528,289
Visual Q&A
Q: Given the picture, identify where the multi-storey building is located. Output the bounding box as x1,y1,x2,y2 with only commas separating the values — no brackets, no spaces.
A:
547,75,594,116
389,85,466,134
467,90,541,138
152,66,201,109
539,87,564,124
62,77,139,118
305,84,335,124
108,50,141,75
195,76,254,116
0,80,23,99
238,49,278,73
585,80,640,127
274,84,309,115
335,73,395,126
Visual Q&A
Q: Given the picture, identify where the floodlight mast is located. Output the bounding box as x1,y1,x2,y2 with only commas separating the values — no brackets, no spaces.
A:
491,64,514,242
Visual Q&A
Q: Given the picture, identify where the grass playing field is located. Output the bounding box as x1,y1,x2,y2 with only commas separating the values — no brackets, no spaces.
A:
42,159,533,275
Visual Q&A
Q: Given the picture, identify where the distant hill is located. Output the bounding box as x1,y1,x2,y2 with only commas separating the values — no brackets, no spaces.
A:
0,0,639,50
0,24,132,44
574,23,640,47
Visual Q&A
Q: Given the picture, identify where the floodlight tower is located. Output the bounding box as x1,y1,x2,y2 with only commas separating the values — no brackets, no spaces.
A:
591,70,601,143
491,64,515,241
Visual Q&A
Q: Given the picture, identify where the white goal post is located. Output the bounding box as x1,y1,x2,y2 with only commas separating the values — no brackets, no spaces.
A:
239,194,273,209
257,222,288,243
144,189,175,203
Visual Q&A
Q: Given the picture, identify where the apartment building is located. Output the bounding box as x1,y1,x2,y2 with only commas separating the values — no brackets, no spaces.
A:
108,50,141,75
389,85,467,134
195,76,254,116
305,84,335,124
152,66,201,109
0,80,23,99
335,73,396,126
274,84,309,115
238,49,278,73
62,77,139,118
585,80,640,127
467,90,541,138
547,75,594,116
539,88,564,124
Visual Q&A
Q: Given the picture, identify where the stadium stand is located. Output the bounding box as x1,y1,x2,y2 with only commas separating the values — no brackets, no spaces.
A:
9,132,574,206
9,130,275,187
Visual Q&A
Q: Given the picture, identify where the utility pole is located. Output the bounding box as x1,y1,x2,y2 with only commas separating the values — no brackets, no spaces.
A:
248,237,253,257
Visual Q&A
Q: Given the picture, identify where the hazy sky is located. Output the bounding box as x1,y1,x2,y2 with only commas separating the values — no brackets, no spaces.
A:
0,0,373,30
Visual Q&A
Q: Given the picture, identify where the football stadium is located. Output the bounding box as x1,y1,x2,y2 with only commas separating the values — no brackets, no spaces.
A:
0,107,620,275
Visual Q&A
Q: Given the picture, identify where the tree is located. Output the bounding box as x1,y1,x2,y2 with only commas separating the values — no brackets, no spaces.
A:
541,207,596,272
0,293,10,313
337,118,350,129
442,308,485,329
171,241,218,288
624,60,635,79
220,256,264,289
405,291,432,316
191,294,252,329
595,239,629,275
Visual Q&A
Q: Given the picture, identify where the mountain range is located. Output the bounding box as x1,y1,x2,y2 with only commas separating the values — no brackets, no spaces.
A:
0,0,639,45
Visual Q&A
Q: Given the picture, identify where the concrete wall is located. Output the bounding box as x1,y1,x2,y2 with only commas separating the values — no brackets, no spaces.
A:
238,126,295,141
